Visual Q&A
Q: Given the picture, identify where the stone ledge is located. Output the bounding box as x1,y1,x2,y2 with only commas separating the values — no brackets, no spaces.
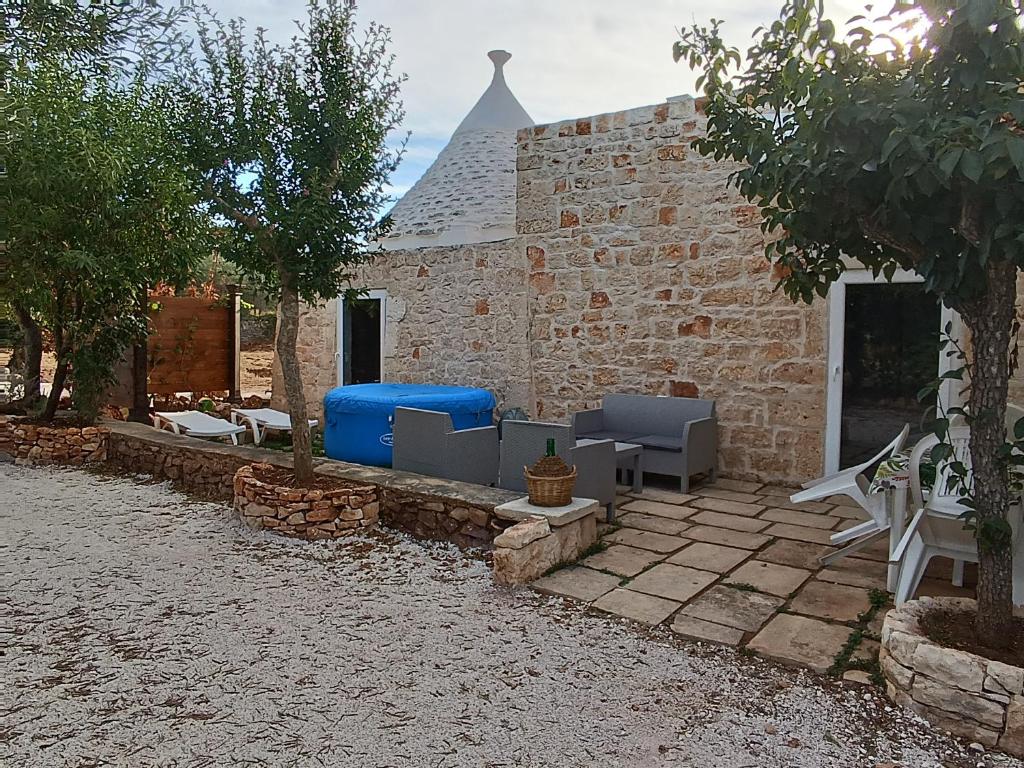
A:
881,597,1024,755
0,415,109,466
494,497,599,528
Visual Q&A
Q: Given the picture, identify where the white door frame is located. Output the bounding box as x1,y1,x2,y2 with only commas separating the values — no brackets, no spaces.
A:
335,289,387,386
823,270,957,474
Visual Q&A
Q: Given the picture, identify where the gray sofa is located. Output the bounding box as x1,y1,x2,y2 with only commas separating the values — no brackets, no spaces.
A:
498,421,617,519
572,394,718,493
392,407,499,486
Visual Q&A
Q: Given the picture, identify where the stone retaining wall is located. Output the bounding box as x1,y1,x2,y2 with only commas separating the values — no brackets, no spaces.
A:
881,597,1024,755
104,421,521,551
234,465,378,540
0,416,108,465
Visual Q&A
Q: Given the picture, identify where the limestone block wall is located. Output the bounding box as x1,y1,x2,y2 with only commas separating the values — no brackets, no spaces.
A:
516,97,828,483
277,240,532,420
350,241,532,412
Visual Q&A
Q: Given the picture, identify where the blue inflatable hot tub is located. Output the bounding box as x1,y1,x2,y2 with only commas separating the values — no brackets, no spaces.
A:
323,383,496,467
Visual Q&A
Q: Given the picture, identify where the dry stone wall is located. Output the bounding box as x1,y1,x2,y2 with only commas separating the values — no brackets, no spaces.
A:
516,97,827,483
881,597,1024,755
0,416,108,465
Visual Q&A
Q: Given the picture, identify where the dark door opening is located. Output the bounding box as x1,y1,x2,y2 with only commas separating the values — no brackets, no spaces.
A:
342,297,382,385
840,283,940,468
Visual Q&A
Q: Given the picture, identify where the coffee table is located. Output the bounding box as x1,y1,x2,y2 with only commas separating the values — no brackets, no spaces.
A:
576,439,643,494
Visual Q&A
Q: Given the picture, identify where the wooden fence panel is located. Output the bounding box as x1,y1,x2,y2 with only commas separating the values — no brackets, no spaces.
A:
147,296,234,395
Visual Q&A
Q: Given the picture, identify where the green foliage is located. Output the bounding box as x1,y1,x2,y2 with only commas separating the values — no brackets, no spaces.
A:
2,6,211,422
178,0,407,303
675,0,1024,309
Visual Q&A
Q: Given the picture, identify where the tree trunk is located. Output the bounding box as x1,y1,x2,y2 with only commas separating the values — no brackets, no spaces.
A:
129,286,150,424
12,303,42,407
276,283,314,485
962,257,1017,646
43,346,69,422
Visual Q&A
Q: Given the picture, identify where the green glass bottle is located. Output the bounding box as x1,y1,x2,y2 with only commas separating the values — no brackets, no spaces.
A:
546,438,556,457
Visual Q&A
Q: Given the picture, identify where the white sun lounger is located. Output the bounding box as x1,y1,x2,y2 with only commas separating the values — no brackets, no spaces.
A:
153,410,247,445
230,408,318,447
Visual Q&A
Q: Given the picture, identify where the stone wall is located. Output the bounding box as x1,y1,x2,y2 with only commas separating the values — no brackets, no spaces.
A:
234,464,378,540
881,597,1024,755
276,239,532,420
105,421,521,550
0,416,109,465
491,499,599,585
517,97,827,482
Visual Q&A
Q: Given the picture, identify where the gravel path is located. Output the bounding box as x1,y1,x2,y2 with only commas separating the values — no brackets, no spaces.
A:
1,464,1018,768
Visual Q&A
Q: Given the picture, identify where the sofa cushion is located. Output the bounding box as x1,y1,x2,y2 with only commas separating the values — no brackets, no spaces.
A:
631,434,684,452
577,429,643,443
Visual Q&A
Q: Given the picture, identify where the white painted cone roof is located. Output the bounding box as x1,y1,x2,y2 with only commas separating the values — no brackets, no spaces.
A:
381,50,534,250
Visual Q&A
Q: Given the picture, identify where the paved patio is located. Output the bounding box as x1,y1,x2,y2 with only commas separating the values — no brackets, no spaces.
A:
532,477,975,674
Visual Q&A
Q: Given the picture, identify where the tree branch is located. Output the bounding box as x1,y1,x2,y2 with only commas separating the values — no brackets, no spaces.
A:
855,213,927,264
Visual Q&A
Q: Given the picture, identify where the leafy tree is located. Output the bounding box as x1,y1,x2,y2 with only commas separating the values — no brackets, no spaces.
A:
675,0,1024,644
2,60,209,421
1,0,202,414
180,0,405,484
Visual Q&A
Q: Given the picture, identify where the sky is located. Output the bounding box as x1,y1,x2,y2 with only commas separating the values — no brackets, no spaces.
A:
202,0,878,202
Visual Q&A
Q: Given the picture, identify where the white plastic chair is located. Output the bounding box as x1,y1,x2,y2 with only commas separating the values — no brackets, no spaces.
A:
231,408,318,447
892,426,1023,605
153,410,247,445
791,424,910,567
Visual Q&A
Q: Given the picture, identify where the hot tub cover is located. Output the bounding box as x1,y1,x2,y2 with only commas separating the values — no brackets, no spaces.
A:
323,383,496,415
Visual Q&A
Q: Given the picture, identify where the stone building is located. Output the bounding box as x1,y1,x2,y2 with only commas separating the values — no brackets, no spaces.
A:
279,50,962,485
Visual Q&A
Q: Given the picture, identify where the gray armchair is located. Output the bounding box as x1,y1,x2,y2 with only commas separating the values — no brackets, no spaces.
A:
392,407,499,486
498,420,617,518
573,393,718,493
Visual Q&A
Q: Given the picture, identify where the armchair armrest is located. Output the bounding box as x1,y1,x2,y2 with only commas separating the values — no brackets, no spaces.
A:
571,439,616,507
682,416,717,474
572,408,605,436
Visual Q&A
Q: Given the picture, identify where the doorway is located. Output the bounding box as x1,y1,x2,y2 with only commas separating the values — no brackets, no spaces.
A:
825,271,948,472
336,290,386,385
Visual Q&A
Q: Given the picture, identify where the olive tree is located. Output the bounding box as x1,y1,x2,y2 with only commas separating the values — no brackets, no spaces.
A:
180,0,405,484
675,0,1024,644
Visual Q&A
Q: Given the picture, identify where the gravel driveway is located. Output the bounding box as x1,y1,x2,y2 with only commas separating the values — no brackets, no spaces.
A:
1,464,1017,767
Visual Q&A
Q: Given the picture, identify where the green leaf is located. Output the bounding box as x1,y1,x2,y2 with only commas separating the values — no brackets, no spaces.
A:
960,150,984,182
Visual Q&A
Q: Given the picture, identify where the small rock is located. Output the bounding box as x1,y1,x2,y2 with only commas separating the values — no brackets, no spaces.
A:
764,724,778,735
968,742,985,753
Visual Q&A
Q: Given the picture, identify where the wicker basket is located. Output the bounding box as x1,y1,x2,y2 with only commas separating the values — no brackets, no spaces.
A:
523,465,577,507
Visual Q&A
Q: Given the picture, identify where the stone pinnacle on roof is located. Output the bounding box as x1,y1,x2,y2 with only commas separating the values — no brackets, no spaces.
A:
380,50,535,250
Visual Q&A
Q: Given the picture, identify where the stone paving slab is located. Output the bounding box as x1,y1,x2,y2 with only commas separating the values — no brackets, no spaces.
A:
617,512,691,536
689,510,771,533
631,488,696,505
681,585,784,632
619,499,696,521
670,614,744,646
756,496,838,515
602,528,688,553
705,478,764,494
757,539,834,570
580,545,665,577
684,525,771,550
747,613,853,673
725,560,811,597
690,497,765,517
626,563,718,603
592,588,681,626
817,557,889,590
697,488,766,505
666,542,751,573
763,522,836,545
760,507,841,530
789,580,872,623
533,567,621,602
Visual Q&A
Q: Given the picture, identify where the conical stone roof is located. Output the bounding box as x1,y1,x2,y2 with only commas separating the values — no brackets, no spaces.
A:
381,50,534,250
